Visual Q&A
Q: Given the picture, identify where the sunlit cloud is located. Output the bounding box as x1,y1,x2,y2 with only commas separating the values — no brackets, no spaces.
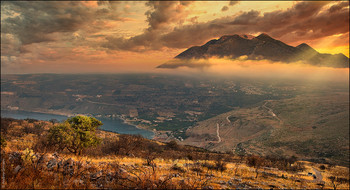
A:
158,57,349,82
1,1,348,74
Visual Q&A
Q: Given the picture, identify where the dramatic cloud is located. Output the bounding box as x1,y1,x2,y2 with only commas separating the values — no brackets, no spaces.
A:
2,2,93,45
1,1,348,74
1,1,130,55
102,1,193,51
1,1,132,68
103,1,349,51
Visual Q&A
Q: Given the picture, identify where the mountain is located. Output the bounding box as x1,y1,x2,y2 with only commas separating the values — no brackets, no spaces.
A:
158,33,349,68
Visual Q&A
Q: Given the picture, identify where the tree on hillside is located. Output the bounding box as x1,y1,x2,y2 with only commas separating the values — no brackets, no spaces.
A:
328,167,349,190
247,155,265,178
48,116,102,155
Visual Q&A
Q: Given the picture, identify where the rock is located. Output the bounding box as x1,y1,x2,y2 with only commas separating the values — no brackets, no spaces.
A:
236,184,246,189
47,159,58,170
106,172,115,182
219,180,226,185
203,186,214,190
159,177,165,182
90,170,103,180
231,177,242,182
64,158,74,167
57,160,63,168
38,154,52,164
9,152,22,163
118,168,128,178
62,158,75,176
13,165,22,174
269,184,277,188
73,179,84,185
52,152,59,159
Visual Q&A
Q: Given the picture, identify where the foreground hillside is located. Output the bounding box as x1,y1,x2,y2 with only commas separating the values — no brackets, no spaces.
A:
1,118,349,189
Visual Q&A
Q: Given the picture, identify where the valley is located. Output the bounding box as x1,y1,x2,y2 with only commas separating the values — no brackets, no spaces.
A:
1,73,349,166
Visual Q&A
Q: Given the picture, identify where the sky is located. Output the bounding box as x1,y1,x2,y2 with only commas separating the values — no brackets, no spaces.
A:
1,0,349,74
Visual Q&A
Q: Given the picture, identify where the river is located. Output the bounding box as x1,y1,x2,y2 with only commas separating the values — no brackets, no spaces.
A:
1,110,154,139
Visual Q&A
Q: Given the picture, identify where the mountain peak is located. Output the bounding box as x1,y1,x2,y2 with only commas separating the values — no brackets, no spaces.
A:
296,43,313,50
296,43,318,54
255,33,274,41
159,33,349,69
218,34,241,41
239,34,255,40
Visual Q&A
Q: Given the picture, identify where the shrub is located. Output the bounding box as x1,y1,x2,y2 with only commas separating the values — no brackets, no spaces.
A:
319,165,326,170
47,116,102,155
247,155,265,178
171,164,186,173
166,140,179,150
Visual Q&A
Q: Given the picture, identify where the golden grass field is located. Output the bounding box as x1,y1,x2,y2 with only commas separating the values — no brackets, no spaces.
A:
1,118,349,189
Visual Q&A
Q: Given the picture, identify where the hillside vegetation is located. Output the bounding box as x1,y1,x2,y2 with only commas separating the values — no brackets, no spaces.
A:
1,117,349,189
184,90,349,166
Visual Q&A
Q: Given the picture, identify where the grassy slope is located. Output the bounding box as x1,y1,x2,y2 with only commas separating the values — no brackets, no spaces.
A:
1,118,349,189
183,91,349,166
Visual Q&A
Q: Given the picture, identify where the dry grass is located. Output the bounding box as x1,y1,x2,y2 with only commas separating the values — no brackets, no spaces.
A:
1,117,349,189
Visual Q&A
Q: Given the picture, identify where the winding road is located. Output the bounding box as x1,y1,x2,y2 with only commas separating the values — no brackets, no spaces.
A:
262,101,283,124
226,116,231,123
216,123,221,143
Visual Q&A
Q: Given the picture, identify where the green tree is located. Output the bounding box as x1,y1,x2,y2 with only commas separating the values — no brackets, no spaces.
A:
48,116,102,155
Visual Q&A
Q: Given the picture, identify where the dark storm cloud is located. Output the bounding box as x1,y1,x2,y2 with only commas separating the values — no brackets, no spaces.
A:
1,1,95,45
103,1,348,51
328,1,349,13
145,1,190,30
1,0,127,58
229,1,239,6
230,10,260,25
228,0,239,6
221,6,229,12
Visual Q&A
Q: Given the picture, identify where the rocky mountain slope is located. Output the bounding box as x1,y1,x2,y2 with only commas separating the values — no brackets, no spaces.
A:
158,33,349,68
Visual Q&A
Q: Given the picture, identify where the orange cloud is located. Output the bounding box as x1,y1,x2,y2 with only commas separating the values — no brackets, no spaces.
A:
158,58,349,82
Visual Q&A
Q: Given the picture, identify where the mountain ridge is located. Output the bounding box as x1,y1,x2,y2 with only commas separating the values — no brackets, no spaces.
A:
158,33,349,68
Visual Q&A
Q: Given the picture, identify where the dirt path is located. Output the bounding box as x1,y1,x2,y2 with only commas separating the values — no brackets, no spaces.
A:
86,99,121,106
262,101,283,124
312,168,324,184
226,116,231,123
216,123,221,143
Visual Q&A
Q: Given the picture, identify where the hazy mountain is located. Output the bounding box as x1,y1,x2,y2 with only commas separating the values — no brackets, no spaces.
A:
158,33,349,68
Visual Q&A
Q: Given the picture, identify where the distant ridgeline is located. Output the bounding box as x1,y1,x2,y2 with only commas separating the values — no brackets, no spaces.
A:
158,33,349,68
